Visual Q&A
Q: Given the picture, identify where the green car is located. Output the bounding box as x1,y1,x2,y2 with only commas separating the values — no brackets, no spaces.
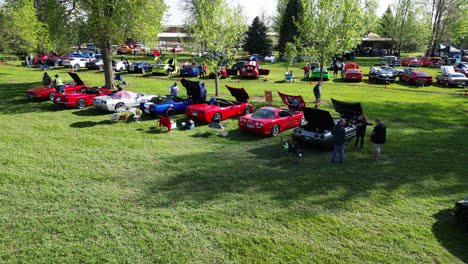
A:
152,58,179,76
311,68,330,80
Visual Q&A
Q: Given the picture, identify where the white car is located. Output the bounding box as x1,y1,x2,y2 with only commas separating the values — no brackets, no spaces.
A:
112,60,129,72
264,55,276,63
191,51,202,57
63,58,90,70
92,90,157,112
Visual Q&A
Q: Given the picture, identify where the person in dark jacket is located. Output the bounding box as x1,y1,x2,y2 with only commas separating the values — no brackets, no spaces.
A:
313,82,321,108
42,72,52,87
371,119,386,161
354,114,372,150
331,119,346,163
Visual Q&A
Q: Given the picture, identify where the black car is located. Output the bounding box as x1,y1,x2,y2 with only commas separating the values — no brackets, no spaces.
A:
455,197,468,229
86,59,104,70
227,61,246,76
128,62,154,74
369,68,396,83
292,98,362,148
44,58,64,67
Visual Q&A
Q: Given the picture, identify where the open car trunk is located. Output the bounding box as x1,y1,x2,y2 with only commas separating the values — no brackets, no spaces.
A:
331,98,363,120
259,69,270,75
303,107,335,133
181,78,202,104
225,85,249,102
277,92,306,111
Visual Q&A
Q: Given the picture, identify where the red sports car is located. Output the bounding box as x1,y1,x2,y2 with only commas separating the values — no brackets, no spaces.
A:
238,92,305,136
401,57,423,67
420,57,434,67
399,70,433,85
52,86,113,109
33,54,61,64
25,73,90,100
185,85,253,122
343,69,363,82
344,62,359,71
240,61,270,79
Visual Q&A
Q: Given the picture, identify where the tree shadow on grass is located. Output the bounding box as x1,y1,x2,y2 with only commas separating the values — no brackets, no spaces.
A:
432,209,468,263
72,107,111,116
70,120,114,128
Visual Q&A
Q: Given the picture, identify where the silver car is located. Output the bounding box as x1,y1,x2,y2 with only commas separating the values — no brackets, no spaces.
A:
292,99,362,147
436,66,468,87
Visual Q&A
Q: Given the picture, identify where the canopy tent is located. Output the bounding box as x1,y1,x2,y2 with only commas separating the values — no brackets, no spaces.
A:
437,44,462,62
360,32,393,48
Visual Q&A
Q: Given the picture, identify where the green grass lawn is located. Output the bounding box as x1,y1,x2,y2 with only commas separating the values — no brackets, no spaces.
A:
1,55,468,263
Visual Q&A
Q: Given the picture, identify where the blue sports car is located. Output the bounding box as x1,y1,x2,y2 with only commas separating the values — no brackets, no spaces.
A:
140,95,191,117
180,65,200,77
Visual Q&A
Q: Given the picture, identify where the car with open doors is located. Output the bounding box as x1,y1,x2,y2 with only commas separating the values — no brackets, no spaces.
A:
292,98,363,147
185,85,253,122
25,72,90,100
238,92,306,137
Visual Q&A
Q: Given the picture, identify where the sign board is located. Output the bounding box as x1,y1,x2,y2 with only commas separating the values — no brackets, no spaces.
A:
264,90,273,104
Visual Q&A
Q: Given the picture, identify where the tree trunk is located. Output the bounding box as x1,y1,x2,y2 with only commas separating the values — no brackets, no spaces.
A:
101,40,115,90
215,70,219,96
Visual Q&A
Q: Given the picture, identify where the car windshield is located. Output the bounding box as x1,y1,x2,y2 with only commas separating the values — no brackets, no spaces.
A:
415,72,428,76
348,70,360,73
251,109,276,119
91,59,101,63
150,96,171,104
313,68,327,73
452,74,466,78
379,70,392,74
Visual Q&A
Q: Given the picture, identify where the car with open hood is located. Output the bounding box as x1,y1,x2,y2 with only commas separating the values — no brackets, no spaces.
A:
185,85,253,122
152,58,179,76
180,65,200,77
240,61,270,79
25,73,90,100
454,196,468,229
52,86,113,109
227,61,246,76
292,98,363,147
399,69,433,85
92,90,157,112
139,78,200,117
33,54,61,64
436,66,468,87
455,62,468,77
238,92,306,137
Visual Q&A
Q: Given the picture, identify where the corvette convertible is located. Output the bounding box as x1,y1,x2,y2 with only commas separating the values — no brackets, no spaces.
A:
52,87,113,109
238,92,306,137
139,78,201,117
292,98,363,147
25,72,90,100
92,90,157,112
185,85,253,122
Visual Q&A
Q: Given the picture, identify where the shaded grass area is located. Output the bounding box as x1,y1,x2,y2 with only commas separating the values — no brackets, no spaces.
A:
0,60,468,263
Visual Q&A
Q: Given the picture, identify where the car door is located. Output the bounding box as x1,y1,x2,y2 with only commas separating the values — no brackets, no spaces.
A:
278,110,296,129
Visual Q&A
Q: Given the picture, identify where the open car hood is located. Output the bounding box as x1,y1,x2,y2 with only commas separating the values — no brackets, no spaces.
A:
303,107,335,132
277,92,306,111
331,98,363,119
180,78,202,104
226,85,249,102
68,72,84,86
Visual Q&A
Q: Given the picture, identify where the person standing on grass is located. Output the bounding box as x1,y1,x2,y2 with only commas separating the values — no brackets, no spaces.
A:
371,119,386,161
43,72,52,87
333,62,339,77
24,56,31,69
341,62,345,77
331,119,346,163
200,83,207,102
313,81,321,108
54,74,65,94
354,114,372,150
168,82,180,96
198,63,203,78
304,63,310,79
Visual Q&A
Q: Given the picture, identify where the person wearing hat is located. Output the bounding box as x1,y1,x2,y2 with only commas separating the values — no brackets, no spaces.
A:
370,119,387,161
42,72,52,87
331,119,346,163
54,74,65,93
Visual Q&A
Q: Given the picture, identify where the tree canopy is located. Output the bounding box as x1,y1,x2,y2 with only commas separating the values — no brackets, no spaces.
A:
243,16,272,56
278,0,303,54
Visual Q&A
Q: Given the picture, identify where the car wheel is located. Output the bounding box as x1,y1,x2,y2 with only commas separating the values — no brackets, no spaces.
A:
300,115,306,126
54,62,59,67
167,71,172,76
271,124,280,137
243,106,251,115
165,107,175,117
76,99,87,109
48,92,55,100
119,67,123,72
115,102,125,111
213,112,222,122
73,64,80,70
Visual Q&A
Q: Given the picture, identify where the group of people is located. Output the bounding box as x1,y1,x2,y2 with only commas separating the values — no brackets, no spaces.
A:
331,115,387,163
168,82,207,102
42,72,65,93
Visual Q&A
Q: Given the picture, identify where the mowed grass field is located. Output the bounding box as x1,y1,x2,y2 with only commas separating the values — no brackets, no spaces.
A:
1,55,468,263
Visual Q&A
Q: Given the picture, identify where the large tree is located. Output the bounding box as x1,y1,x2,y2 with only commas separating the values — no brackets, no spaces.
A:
0,0,51,54
184,0,246,96
375,6,395,38
278,0,303,54
392,0,430,52
243,16,272,56
298,0,366,82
